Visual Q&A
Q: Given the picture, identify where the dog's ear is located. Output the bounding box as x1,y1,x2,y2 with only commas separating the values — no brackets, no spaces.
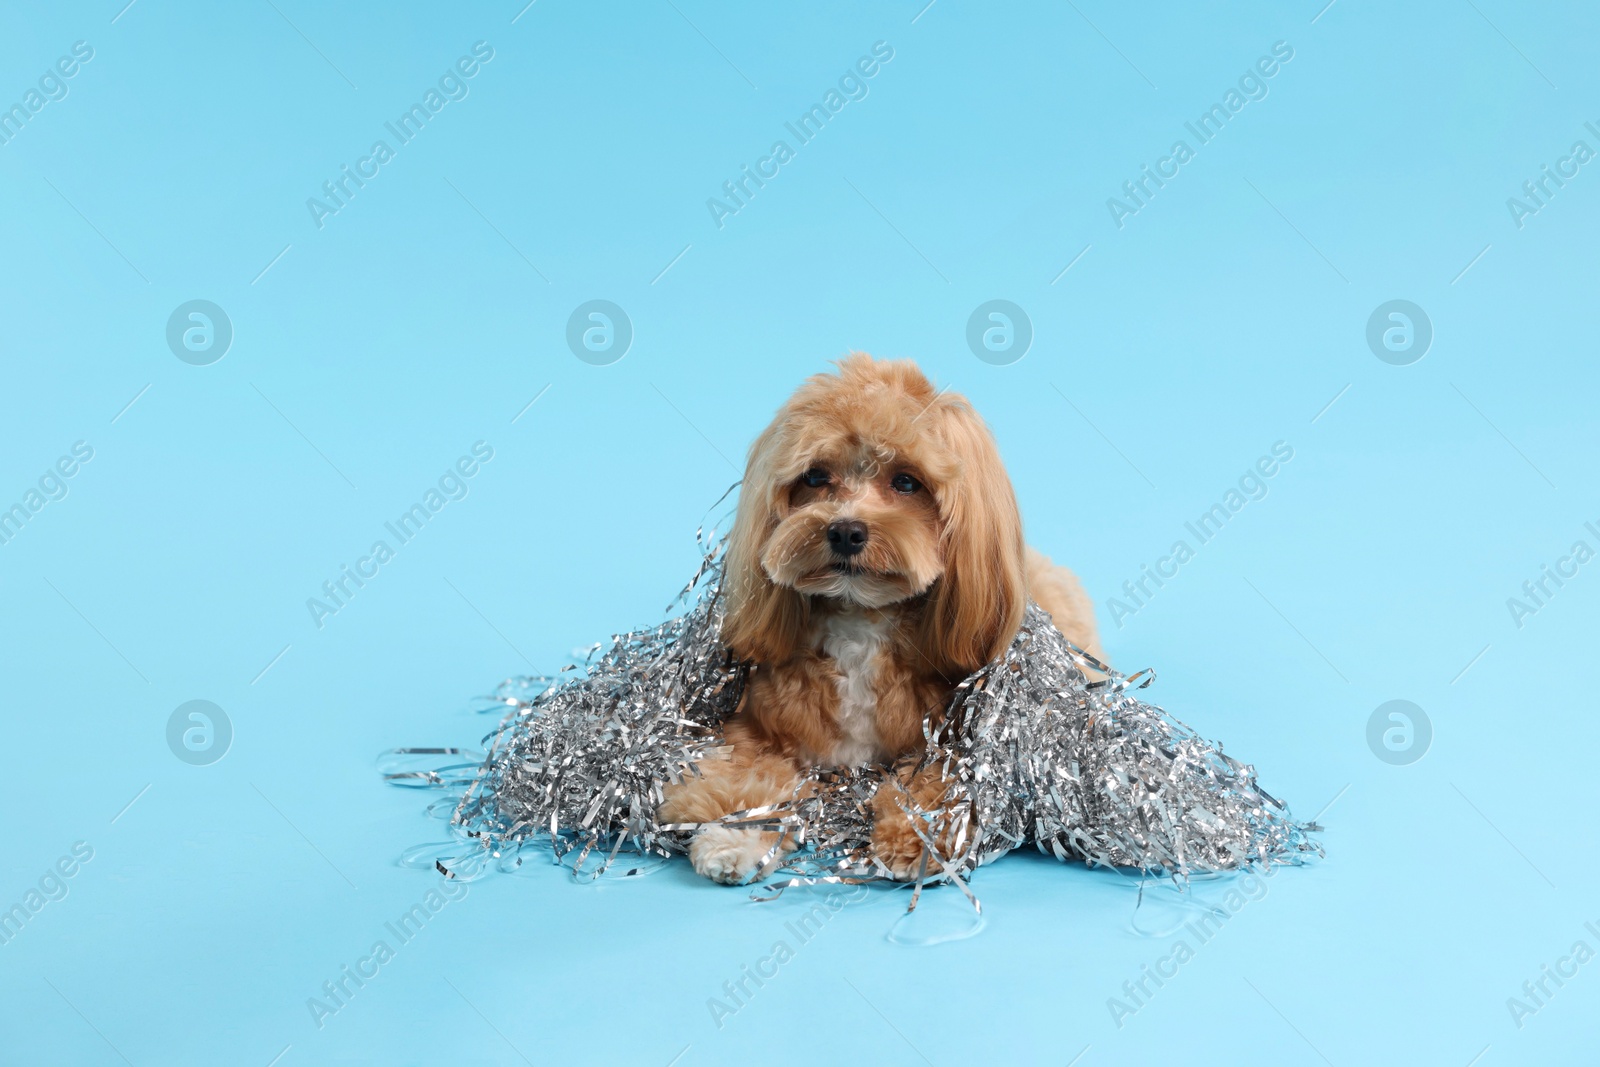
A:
720,422,809,663
913,396,1027,675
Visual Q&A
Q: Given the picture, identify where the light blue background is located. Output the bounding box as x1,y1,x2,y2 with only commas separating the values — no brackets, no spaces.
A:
2,1,1596,1063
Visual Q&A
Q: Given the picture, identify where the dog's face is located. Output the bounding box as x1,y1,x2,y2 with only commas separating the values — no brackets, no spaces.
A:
761,444,943,610
722,354,1027,674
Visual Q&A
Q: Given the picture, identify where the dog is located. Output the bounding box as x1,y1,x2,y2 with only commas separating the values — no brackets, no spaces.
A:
658,354,1099,884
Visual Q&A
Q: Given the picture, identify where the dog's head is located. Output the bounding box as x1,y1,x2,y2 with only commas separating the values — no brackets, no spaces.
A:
722,354,1025,675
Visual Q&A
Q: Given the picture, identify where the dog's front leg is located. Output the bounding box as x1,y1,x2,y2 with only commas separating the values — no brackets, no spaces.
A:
658,742,803,885
869,762,969,880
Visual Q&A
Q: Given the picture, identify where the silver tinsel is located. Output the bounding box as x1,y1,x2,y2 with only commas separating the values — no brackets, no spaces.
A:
388,540,1321,905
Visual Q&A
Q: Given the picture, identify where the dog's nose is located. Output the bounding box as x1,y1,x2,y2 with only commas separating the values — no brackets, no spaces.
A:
826,520,868,557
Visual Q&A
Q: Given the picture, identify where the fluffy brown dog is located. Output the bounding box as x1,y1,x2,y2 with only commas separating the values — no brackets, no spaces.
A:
658,355,1099,883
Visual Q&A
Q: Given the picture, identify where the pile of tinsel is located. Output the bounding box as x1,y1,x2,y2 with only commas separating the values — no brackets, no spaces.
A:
388,540,1321,905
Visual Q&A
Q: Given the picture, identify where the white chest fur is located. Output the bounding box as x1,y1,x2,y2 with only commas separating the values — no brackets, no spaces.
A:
818,611,890,767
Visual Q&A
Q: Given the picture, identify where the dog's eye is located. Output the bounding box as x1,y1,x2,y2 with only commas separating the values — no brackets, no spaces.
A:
890,473,921,494
801,468,830,488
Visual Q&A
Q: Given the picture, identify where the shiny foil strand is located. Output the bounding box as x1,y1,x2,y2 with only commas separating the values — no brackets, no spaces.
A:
396,540,1322,904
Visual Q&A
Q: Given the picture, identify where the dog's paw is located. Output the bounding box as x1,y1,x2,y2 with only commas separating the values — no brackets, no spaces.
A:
870,821,930,881
689,826,773,885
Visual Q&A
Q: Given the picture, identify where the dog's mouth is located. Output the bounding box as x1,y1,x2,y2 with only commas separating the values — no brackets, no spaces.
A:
796,560,885,586
786,559,930,609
